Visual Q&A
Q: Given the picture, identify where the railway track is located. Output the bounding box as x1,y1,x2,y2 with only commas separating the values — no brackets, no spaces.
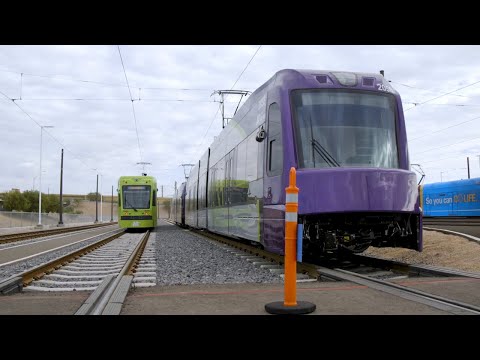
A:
188,226,480,280
315,266,480,315
0,229,126,292
0,224,119,252
74,230,154,315
0,229,155,315
0,228,155,314
26,232,147,292
347,253,480,279
0,222,117,244
185,225,480,315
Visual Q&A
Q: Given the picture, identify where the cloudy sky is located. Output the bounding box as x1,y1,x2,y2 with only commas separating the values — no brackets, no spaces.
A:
1,45,480,196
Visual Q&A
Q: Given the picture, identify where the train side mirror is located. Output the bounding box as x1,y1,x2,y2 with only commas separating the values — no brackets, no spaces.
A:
256,126,266,142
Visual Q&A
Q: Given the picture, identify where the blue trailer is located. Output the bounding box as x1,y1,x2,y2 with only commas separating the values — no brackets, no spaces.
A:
421,178,480,217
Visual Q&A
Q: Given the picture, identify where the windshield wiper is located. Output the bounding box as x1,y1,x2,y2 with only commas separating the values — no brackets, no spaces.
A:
311,138,340,167
307,112,340,168
124,197,137,212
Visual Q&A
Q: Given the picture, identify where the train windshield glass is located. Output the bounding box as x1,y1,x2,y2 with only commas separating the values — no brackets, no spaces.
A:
122,185,151,209
292,90,399,169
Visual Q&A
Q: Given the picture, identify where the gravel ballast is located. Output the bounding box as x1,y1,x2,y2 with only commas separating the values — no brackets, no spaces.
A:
155,221,282,285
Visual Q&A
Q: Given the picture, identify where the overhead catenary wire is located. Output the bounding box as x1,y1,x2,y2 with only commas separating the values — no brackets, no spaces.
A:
418,155,474,165
390,80,471,99
117,45,143,164
0,67,221,92
230,45,262,90
9,98,240,102
0,89,98,172
414,134,480,155
0,68,128,88
403,101,480,107
191,45,263,162
404,78,480,111
410,115,480,141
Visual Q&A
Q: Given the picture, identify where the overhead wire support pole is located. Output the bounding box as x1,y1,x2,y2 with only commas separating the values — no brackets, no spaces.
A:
38,125,54,228
136,162,152,175
411,163,425,185
211,90,251,128
95,173,99,223
111,185,114,222
58,149,64,226
467,157,471,179
180,164,195,180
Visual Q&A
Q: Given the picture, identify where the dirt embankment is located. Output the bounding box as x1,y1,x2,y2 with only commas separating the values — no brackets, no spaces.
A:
364,230,480,272
76,200,170,219
75,200,118,218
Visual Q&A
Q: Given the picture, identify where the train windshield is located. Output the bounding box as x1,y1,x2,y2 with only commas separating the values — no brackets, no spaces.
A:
292,90,399,169
122,185,151,209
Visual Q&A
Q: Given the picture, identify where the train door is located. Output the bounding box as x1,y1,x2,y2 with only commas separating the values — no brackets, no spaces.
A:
263,102,285,253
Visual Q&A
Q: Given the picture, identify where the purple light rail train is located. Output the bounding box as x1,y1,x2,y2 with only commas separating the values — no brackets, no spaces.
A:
171,69,422,259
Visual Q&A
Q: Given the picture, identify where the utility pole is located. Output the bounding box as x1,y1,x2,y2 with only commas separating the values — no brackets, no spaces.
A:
100,175,103,223
58,149,64,226
95,174,98,223
37,125,54,228
467,157,471,179
111,185,113,222
161,185,163,198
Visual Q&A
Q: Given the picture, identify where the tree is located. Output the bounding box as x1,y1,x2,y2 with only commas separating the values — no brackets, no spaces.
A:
3,191,27,211
22,190,39,212
86,192,98,201
44,194,60,213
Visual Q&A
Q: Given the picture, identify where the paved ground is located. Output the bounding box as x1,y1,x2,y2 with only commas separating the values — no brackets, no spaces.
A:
0,280,454,315
0,291,90,315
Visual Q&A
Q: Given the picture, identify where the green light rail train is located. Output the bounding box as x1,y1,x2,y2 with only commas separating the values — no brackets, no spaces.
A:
117,175,158,229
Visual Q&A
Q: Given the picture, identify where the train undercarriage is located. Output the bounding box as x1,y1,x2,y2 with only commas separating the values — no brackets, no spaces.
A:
300,212,420,259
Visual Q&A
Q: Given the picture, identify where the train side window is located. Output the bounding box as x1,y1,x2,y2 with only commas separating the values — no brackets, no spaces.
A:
267,102,283,176
153,190,156,204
